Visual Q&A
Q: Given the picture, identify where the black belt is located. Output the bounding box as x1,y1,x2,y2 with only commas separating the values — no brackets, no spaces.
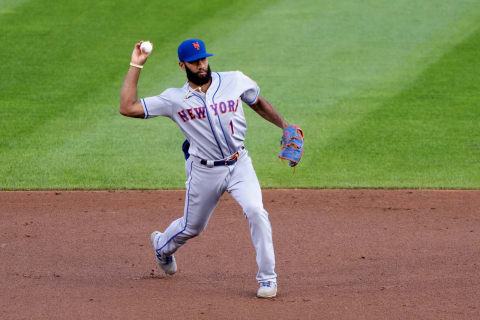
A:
200,152,239,167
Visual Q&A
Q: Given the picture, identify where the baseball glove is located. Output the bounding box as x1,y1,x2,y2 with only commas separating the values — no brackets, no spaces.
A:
278,125,304,167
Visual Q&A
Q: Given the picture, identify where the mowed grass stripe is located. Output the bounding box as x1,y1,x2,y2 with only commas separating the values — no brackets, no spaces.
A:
317,26,480,188
0,0,30,14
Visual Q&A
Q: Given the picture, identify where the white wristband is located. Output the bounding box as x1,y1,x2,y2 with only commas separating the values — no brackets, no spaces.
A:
130,62,143,69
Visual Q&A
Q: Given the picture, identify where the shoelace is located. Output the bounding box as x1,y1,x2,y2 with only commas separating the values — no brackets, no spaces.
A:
260,282,273,287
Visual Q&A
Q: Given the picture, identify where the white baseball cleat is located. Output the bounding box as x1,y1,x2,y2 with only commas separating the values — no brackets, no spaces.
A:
257,281,277,298
150,231,177,275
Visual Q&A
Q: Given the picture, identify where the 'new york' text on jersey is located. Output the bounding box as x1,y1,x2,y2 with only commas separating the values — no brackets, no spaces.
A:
141,71,259,160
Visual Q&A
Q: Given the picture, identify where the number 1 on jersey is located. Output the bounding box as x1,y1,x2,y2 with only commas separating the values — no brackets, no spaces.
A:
229,120,234,135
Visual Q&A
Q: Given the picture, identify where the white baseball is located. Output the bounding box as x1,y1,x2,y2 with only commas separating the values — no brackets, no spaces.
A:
140,41,153,54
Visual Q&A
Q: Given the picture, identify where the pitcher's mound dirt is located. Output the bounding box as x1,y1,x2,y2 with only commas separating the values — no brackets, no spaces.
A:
1,190,479,319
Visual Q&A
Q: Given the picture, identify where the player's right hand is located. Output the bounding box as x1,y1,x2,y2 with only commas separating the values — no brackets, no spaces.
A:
131,41,153,66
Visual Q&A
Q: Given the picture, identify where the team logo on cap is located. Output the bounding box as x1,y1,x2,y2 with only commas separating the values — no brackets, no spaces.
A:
193,42,200,50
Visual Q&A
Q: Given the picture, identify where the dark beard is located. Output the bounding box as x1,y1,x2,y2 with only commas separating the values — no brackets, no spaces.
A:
185,64,212,86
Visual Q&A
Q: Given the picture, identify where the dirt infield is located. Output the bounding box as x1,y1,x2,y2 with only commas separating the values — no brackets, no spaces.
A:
1,190,480,319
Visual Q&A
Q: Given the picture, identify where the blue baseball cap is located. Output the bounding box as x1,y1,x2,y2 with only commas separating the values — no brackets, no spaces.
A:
178,39,213,62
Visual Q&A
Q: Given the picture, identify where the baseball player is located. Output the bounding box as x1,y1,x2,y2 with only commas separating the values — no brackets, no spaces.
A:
120,39,293,298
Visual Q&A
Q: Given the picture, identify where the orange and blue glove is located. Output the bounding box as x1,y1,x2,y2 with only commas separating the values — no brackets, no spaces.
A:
278,125,304,167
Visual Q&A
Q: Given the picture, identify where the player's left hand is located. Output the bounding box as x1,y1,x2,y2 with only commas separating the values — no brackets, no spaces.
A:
278,125,304,167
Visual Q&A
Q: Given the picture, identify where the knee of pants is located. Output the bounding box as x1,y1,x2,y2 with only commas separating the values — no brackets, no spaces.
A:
244,205,268,222
182,223,206,238
173,227,202,246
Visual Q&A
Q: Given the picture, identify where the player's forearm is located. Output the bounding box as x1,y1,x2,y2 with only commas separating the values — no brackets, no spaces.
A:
250,96,289,130
119,67,143,117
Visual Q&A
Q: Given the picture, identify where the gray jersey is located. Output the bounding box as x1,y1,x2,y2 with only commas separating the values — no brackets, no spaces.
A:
141,71,260,160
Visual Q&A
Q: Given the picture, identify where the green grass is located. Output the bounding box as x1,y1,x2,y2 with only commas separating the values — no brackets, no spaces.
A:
1,0,480,189
316,28,480,188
